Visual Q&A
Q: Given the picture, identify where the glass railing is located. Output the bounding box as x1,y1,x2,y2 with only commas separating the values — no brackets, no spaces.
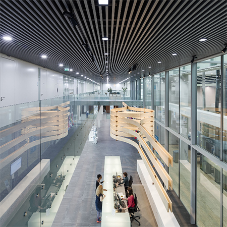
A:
0,95,102,227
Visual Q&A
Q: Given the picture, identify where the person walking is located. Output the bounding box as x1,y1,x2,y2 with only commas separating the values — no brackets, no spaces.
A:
95,185,105,223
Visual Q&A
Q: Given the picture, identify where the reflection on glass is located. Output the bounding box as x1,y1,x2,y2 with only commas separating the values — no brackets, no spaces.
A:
169,133,179,195
223,169,227,227
154,72,165,122
223,54,227,163
180,65,191,139
144,77,151,108
197,154,220,227
197,56,221,158
1,99,98,226
180,140,191,212
169,68,179,132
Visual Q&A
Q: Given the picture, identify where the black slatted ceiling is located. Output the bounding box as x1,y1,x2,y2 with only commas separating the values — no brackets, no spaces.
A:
0,0,226,83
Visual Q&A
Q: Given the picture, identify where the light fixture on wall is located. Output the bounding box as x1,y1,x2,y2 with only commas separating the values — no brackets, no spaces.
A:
149,72,151,77
191,55,197,63
222,44,227,53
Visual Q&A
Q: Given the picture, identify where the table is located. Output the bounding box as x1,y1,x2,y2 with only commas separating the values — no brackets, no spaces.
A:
102,156,130,227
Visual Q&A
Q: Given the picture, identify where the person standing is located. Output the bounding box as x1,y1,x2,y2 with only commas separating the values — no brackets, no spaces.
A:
119,172,129,193
96,174,107,191
95,185,105,223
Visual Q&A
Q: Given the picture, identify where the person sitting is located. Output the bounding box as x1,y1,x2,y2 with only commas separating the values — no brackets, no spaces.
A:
96,174,107,191
119,172,129,193
95,185,105,223
121,187,135,210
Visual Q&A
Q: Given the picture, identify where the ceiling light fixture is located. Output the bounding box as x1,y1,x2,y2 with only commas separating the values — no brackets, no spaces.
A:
3,35,12,41
149,72,151,77
76,72,79,74
102,37,108,41
98,0,108,5
172,53,177,56
158,61,161,64
41,55,47,59
199,38,207,42
148,66,151,68
70,69,73,71
59,64,63,67
81,75,83,77
222,44,227,53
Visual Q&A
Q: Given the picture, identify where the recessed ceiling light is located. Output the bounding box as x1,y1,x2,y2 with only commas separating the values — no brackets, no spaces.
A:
85,76,86,78
199,38,207,42
98,0,108,4
81,75,83,77
70,69,73,71
148,66,151,68
41,55,47,59
172,53,177,56
3,35,12,41
142,70,144,71
76,72,79,74
104,53,108,55
102,37,108,41
59,63,63,67
158,61,161,63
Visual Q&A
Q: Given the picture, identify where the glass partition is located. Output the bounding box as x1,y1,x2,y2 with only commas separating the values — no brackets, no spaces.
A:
224,169,227,227
223,54,227,163
154,73,165,122
179,140,191,212
169,68,180,132
197,56,221,158
0,96,98,227
180,65,191,139
197,153,220,227
169,132,179,195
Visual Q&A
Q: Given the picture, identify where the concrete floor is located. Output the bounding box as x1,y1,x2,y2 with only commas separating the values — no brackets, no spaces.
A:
52,113,158,227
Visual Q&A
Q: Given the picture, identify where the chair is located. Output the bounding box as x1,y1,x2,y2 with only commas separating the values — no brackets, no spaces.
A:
128,194,140,226
129,175,133,187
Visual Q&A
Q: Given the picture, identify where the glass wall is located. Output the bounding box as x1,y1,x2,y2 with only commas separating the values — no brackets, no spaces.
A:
197,57,221,158
0,96,99,227
224,54,227,163
180,65,191,139
197,153,220,227
169,133,179,195
224,169,227,227
144,76,151,108
154,72,165,122
146,54,227,227
169,68,180,132
179,140,191,212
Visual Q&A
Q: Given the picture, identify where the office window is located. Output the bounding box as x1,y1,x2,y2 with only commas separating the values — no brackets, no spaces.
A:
154,72,165,123
197,57,221,158
169,132,179,195
169,68,179,132
180,65,191,139
224,169,227,227
197,154,220,227
223,54,227,163
180,140,191,213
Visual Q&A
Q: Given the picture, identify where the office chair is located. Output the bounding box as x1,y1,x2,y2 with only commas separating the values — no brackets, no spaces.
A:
128,194,140,226
129,175,133,187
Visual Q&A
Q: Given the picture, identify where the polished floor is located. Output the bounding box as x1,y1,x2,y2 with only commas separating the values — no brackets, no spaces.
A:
52,113,157,227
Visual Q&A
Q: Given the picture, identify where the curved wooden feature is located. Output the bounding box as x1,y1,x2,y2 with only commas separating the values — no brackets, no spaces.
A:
110,103,173,212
